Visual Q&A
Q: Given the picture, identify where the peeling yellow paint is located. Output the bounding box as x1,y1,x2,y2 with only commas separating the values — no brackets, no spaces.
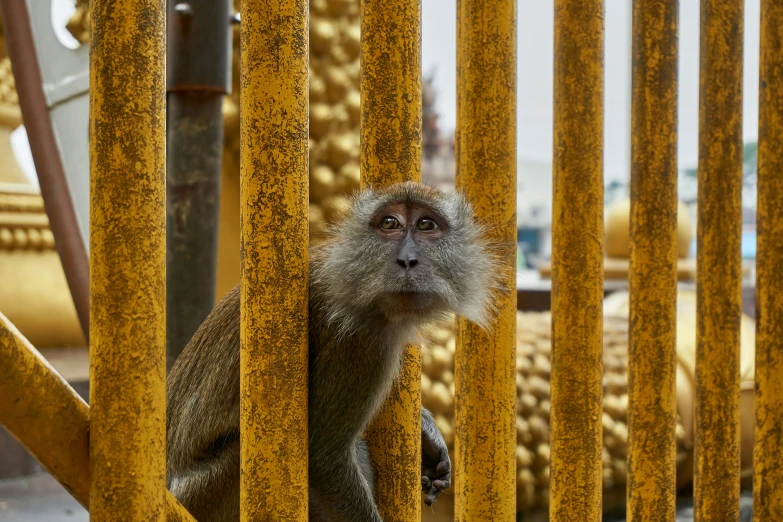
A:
549,1,605,521
0,313,195,522
694,1,744,521
365,345,423,521
453,0,517,520
239,0,310,520
754,1,783,520
627,1,679,520
360,1,423,519
89,0,167,520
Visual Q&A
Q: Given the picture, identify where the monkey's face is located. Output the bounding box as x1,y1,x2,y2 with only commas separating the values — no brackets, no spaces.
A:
314,182,500,331
370,200,450,316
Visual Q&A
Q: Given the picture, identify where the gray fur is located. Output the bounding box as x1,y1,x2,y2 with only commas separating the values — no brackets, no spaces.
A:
166,181,499,521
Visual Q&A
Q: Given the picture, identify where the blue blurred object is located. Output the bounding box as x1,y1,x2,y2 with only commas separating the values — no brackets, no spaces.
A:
742,230,756,259
689,230,756,259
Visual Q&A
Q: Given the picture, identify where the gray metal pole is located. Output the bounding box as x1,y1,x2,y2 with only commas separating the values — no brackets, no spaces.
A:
166,0,233,369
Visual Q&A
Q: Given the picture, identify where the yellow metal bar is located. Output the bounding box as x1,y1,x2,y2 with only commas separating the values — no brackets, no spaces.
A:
453,0,517,520
360,0,422,185
239,0,310,520
627,1,679,520
0,313,196,522
365,346,422,519
550,0,604,520
754,1,783,519
360,0,422,518
694,0,744,520
89,1,167,520
0,312,89,507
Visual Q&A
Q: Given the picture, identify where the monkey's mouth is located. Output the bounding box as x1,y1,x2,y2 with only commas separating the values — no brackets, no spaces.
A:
385,291,439,312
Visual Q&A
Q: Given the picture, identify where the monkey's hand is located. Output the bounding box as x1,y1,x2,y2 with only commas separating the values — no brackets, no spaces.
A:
421,408,451,506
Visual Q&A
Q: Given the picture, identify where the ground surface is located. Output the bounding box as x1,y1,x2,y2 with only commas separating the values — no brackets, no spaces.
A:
0,473,86,522
0,472,454,522
0,471,753,522
602,493,754,522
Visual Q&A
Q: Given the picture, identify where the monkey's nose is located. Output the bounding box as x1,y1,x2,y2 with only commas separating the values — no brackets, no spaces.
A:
396,257,419,270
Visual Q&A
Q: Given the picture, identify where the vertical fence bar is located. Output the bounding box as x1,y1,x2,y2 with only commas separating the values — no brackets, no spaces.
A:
550,0,604,520
239,0,310,520
694,0,743,520
360,0,423,518
453,0,517,520
627,1,679,520
165,0,232,368
754,1,783,519
89,0,167,520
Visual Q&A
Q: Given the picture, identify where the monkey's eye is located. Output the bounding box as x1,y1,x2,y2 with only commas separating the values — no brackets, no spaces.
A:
379,217,402,230
416,218,439,231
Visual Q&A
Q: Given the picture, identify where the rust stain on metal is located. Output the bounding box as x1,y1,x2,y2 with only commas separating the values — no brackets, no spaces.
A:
365,345,423,520
360,0,422,189
694,1,744,520
0,313,196,522
360,0,423,518
755,2,783,520
627,1,679,520
89,0,167,520
0,312,90,507
453,0,517,520
550,1,605,521
239,0,310,520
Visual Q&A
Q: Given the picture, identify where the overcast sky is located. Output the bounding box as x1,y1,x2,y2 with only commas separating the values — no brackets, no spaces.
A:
423,0,761,183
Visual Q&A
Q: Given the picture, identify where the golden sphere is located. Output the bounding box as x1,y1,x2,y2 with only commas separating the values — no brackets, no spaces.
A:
309,74,327,103
336,162,361,193
0,227,13,249
310,19,337,56
324,68,351,104
26,228,42,249
326,133,357,169
605,197,694,259
13,228,28,249
310,165,336,202
310,103,334,139
345,89,361,125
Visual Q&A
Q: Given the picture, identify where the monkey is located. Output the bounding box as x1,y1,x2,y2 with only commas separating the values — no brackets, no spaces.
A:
165,181,501,521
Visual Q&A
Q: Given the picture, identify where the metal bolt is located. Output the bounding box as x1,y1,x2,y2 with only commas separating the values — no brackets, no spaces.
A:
174,2,194,17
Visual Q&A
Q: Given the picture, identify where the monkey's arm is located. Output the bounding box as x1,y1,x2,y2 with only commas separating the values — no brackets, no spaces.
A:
421,408,451,506
310,439,384,522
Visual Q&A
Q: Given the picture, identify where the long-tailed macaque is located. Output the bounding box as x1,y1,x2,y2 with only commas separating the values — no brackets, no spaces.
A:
166,181,500,521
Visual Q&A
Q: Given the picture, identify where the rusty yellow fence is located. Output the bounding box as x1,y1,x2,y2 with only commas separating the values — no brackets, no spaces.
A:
89,1,168,520
0,0,782,521
695,2,744,520
550,1,605,520
754,2,783,521
360,0,424,519
454,0,517,520
627,0,679,520
239,0,310,519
